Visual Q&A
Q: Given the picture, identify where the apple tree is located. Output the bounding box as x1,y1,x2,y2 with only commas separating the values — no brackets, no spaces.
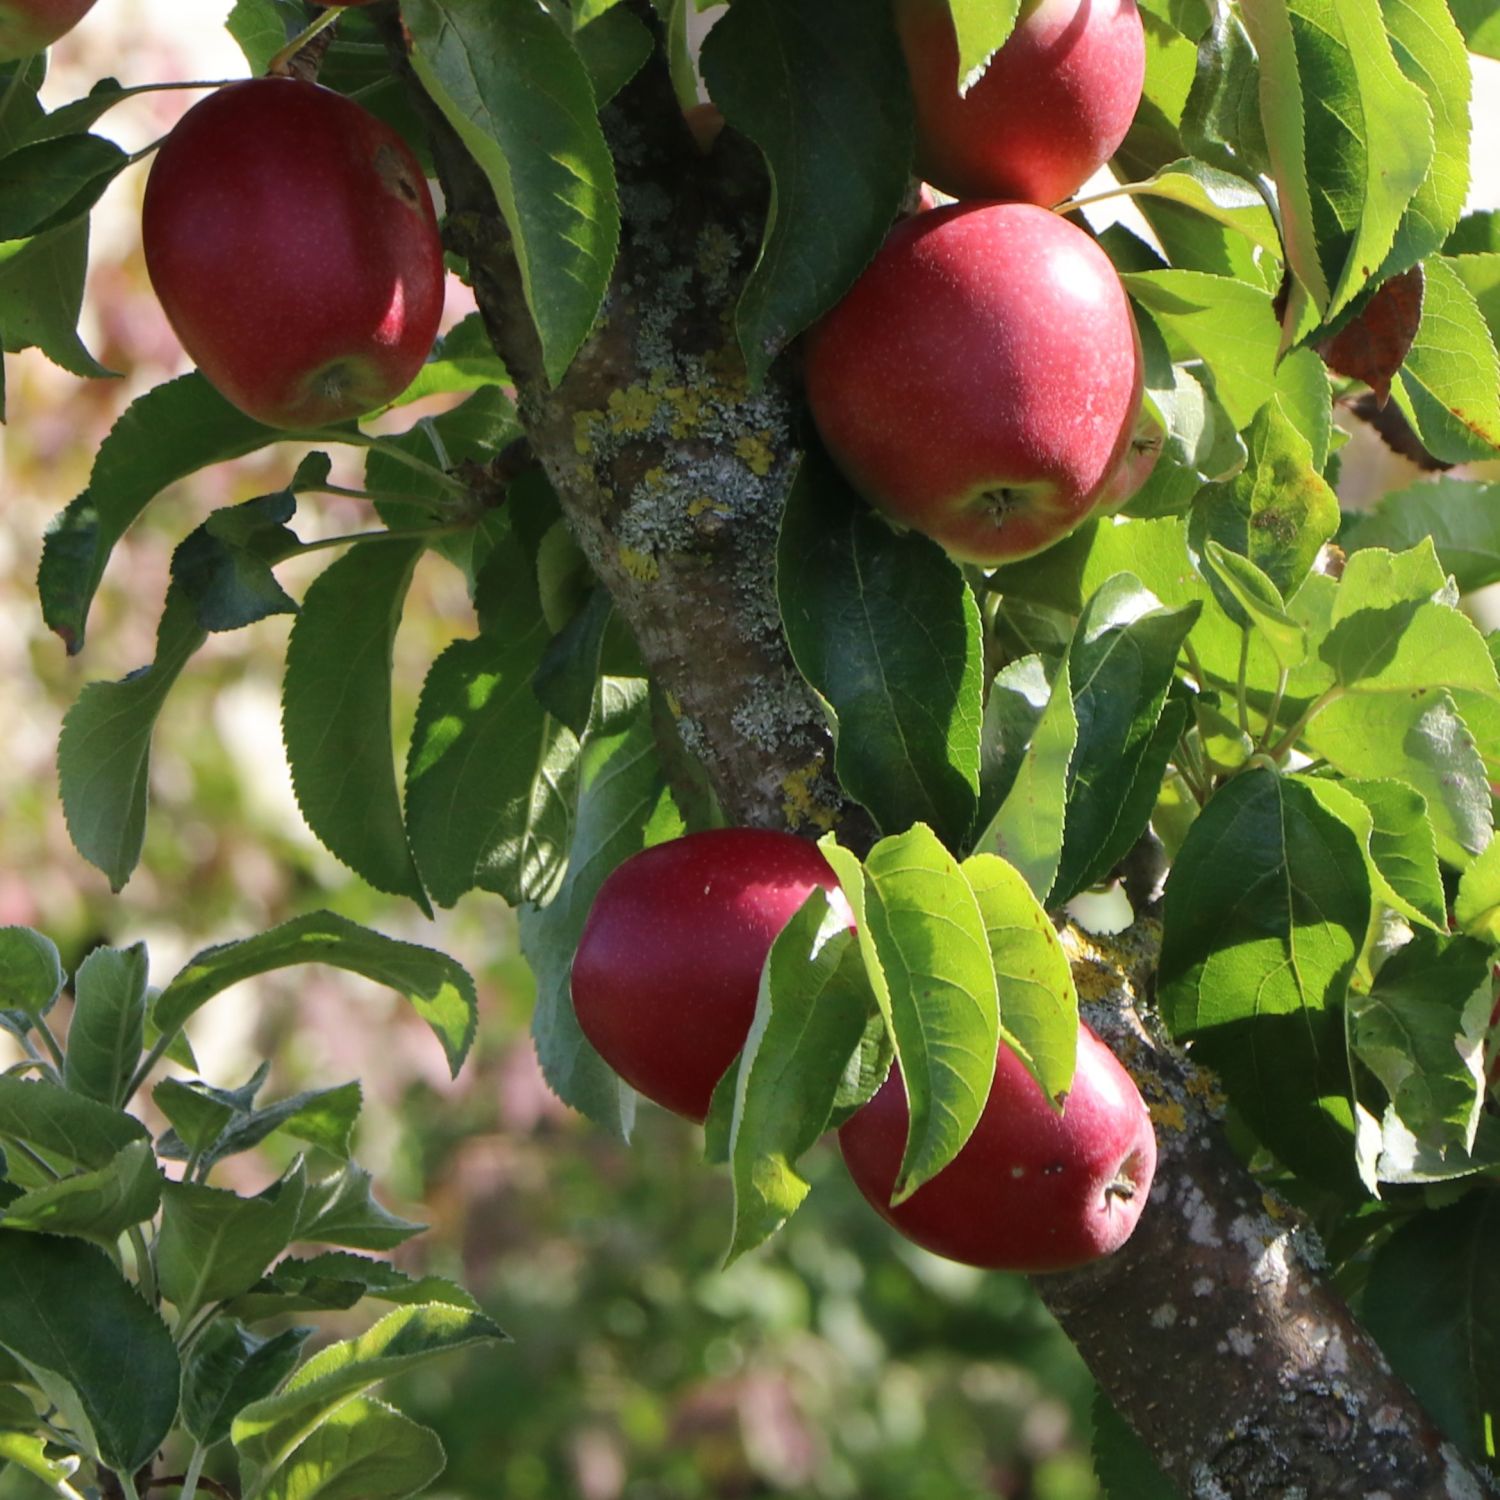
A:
4,0,1500,1495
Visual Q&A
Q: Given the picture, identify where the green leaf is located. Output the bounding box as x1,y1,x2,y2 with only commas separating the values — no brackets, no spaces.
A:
1092,1388,1179,1500
56,586,206,890
0,1431,81,1491
855,825,999,1203
1392,256,1500,462
153,1076,236,1158
0,133,127,241
1454,834,1500,942
1189,401,1339,607
283,538,430,910
170,488,304,633
38,374,282,653
62,943,148,1107
226,1253,482,1323
1304,690,1491,866
406,530,574,908
961,854,1078,1101
943,0,1022,84
184,1322,312,1449
0,1231,179,1474
1120,269,1280,426
0,928,63,1028
232,1303,503,1491
700,0,912,384
1353,929,1490,1157
0,1140,160,1245
0,1078,147,1177
226,0,298,72
520,678,680,1136
573,4,652,105
1360,1193,1500,1468
406,0,617,386
778,445,983,850
158,1167,309,1321
724,891,875,1264
972,654,1077,902
1344,478,1500,593
1335,778,1446,931
1050,575,1200,905
1126,157,1280,254
1199,544,1307,668
1159,769,1367,1188
1180,9,1270,179
159,1083,363,1171
294,1165,425,1253
153,911,478,1078
261,1395,447,1500
389,313,508,409
1241,0,1433,321
0,219,108,389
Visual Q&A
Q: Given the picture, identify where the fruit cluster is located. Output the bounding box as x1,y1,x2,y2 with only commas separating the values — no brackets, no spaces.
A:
805,0,1153,565
572,829,1158,1274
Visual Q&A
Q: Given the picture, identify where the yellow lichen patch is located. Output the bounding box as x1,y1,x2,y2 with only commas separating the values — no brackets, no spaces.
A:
617,545,660,582
663,689,683,718
641,465,668,491
1150,1099,1188,1134
668,389,710,438
735,432,776,477
1261,1192,1288,1221
782,761,837,832
607,385,660,433
572,408,604,457
688,495,731,518
1184,1068,1228,1111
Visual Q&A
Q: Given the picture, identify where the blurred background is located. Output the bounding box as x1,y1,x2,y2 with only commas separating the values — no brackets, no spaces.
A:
0,4,1496,1497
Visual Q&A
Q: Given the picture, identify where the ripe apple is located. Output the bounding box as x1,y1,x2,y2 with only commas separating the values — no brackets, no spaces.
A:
570,828,850,1122
896,0,1145,206
0,0,96,61
142,77,444,430
803,201,1143,565
839,1022,1157,1271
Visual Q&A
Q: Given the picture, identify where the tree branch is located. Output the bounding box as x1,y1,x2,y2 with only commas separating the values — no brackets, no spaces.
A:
391,20,1496,1498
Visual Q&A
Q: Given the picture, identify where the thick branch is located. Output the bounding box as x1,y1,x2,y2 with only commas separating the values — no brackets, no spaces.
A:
397,26,1495,1500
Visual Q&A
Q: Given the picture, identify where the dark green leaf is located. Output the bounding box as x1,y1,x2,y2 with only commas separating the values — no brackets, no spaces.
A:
701,0,912,383
160,1082,363,1171
62,943,147,1107
294,1164,425,1252
0,219,108,394
0,133,126,241
574,5,652,104
0,1077,147,1177
0,1231,178,1474
0,1140,161,1245
153,1077,235,1158
1159,769,1367,1188
778,445,983,850
226,0,299,72
183,1321,311,1449
282,538,430,910
0,929,63,1027
170,488,304,633
1092,1388,1179,1500
227,1252,482,1323
1333,778,1446,931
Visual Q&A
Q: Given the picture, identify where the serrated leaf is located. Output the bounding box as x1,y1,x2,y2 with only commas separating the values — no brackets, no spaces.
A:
520,677,681,1136
1391,255,1500,462
63,943,148,1107
0,1231,179,1475
406,0,617,386
0,928,63,1027
1454,834,1500,942
1361,1194,1500,1467
1199,543,1307,668
0,1140,160,1245
0,219,110,390
0,133,127,241
1304,690,1491,866
154,1077,236,1158
1128,157,1280,254
38,373,283,653
0,1078,147,1178
1181,9,1270,179
406,530,574,908
227,1253,482,1324
1336,778,1446,930
575,4,653,105
701,0,912,383
1050,574,1201,905
162,1083,363,1171
1345,478,1500,593
389,313,508,409
778,445,983,850
153,911,477,1078
942,0,1022,85
232,1304,503,1489
1159,768,1367,1188
857,825,999,1203
57,586,206,890
532,586,613,736
158,1166,308,1321
170,488,303,633
184,1322,312,1449
961,854,1077,1101
262,1395,447,1500
724,891,874,1263
282,538,429,909
295,1164,425,1253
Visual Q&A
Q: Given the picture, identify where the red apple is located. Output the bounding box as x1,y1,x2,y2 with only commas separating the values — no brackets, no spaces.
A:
839,1022,1157,1272
0,0,96,60
803,201,1143,565
142,77,444,430
570,828,850,1122
896,0,1145,206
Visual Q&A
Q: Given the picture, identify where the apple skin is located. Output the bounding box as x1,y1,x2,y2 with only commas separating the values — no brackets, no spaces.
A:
803,201,1143,565
1097,406,1165,514
896,0,1145,206
142,77,444,430
0,0,96,61
839,1022,1157,1272
570,828,850,1122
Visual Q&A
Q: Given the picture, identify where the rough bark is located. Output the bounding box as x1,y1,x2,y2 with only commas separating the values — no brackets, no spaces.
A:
387,19,1496,1500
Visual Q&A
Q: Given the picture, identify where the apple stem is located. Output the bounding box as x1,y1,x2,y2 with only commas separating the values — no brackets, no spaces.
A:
266,8,342,77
